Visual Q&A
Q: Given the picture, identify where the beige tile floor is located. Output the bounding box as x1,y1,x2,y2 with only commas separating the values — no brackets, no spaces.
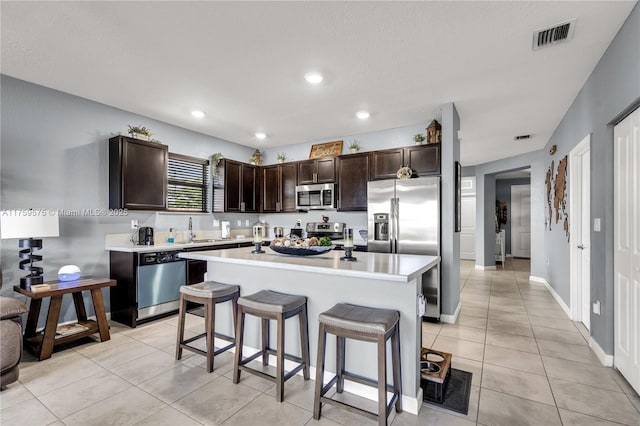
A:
1,259,639,425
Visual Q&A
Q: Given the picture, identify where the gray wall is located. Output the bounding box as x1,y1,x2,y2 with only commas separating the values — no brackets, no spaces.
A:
0,75,256,325
440,102,461,316
538,3,640,353
496,178,531,255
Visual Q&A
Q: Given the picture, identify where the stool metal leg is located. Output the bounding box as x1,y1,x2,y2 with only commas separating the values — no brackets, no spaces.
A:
233,306,246,384
205,298,215,373
377,334,388,426
276,312,285,402
261,318,270,366
299,304,310,380
313,322,327,420
336,335,345,393
391,322,402,413
175,294,186,361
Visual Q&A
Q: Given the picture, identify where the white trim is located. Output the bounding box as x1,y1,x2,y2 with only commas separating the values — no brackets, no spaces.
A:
529,276,572,319
569,134,591,328
589,337,614,367
440,301,461,324
506,254,513,258
475,264,496,270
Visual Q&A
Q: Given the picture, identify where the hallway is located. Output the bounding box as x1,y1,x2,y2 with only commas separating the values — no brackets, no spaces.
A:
416,259,640,425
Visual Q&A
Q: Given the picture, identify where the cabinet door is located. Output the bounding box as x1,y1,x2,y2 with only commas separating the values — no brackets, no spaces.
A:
337,153,370,211
115,137,168,210
241,164,258,212
280,163,298,212
224,160,242,212
297,160,316,185
406,144,440,176
316,158,336,183
371,148,403,180
262,165,279,212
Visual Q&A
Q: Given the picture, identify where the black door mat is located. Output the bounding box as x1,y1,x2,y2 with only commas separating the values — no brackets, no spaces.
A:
422,368,472,415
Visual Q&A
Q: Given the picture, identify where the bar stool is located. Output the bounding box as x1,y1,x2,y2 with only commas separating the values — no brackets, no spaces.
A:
313,303,402,426
233,290,310,402
175,281,240,373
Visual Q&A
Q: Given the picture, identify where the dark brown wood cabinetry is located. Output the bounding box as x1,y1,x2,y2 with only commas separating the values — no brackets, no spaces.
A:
262,163,297,213
337,153,370,211
405,144,440,176
297,158,335,184
213,159,258,213
109,136,168,210
370,144,441,180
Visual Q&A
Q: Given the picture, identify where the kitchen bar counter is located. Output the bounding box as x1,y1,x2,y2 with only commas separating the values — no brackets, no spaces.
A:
179,246,439,414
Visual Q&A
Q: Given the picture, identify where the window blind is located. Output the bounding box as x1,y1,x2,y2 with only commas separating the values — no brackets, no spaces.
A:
167,153,209,212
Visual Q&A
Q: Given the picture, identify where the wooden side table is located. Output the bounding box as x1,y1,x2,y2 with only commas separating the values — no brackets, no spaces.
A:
14,277,116,360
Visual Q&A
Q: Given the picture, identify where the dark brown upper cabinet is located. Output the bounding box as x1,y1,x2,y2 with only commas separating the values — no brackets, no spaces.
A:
370,144,440,180
262,163,297,213
337,153,370,211
213,159,258,213
405,144,440,176
297,158,336,185
109,136,168,210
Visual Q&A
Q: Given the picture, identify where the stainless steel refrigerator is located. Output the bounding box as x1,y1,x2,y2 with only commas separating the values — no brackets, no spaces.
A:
367,177,440,319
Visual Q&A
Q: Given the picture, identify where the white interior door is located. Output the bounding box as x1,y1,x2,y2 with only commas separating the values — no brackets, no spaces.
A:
570,134,591,330
511,185,531,258
614,107,640,394
460,195,476,260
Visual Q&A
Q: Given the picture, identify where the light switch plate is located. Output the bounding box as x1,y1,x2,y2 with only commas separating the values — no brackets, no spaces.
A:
130,219,138,229
594,218,601,232
593,300,601,315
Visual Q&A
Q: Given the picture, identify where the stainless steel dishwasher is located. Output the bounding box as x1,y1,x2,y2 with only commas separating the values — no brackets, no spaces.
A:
137,251,186,320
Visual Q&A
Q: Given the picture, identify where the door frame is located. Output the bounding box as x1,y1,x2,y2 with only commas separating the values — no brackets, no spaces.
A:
569,133,591,324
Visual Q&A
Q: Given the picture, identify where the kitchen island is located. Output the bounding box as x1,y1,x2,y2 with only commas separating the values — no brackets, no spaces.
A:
179,246,439,414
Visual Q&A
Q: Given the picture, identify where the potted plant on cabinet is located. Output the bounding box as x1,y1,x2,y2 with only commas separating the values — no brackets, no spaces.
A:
348,140,361,153
127,125,154,141
276,153,286,163
413,133,426,145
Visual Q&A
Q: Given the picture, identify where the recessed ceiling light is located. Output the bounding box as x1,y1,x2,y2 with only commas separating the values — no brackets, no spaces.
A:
356,111,370,120
191,110,205,118
255,132,267,140
304,72,323,85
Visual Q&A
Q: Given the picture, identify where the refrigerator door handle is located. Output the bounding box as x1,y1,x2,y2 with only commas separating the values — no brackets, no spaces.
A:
390,197,397,253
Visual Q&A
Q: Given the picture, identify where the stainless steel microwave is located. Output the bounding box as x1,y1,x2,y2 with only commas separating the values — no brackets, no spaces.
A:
295,183,336,210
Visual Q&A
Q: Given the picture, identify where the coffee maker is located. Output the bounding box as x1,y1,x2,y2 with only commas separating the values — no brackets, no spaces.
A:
138,227,154,245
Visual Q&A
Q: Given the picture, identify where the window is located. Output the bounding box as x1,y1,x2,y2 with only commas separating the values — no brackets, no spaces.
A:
167,153,209,212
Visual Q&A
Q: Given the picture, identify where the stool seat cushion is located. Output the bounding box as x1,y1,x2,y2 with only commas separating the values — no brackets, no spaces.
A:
238,290,306,314
180,282,240,299
319,303,399,336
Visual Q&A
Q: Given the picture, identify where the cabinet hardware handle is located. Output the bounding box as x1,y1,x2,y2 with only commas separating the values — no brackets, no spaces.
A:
577,244,585,250
240,201,245,212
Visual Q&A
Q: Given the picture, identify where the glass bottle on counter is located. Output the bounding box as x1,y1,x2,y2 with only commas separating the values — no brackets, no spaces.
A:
168,228,175,244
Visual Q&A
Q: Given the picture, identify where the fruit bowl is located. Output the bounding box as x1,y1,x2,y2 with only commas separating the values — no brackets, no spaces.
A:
269,245,334,256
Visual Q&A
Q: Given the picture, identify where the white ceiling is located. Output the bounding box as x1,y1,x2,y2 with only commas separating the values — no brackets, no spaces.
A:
1,1,635,165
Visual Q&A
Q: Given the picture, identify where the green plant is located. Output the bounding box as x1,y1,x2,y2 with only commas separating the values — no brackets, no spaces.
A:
128,125,153,137
413,133,426,144
276,152,286,161
209,152,224,178
348,140,360,150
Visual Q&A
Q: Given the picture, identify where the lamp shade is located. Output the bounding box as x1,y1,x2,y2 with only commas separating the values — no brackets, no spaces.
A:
0,211,60,239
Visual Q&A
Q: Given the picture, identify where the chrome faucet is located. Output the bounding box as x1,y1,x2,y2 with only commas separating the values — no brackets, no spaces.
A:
188,217,194,243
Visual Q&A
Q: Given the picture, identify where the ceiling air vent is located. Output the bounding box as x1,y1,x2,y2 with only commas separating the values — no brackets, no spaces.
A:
533,19,575,50
514,134,531,141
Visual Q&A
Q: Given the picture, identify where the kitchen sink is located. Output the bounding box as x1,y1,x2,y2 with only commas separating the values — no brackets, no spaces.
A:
190,239,218,243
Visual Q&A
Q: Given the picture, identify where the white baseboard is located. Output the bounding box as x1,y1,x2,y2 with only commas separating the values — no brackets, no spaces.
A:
219,341,421,415
475,264,496,270
589,337,614,367
506,254,513,258
529,276,572,320
440,301,461,324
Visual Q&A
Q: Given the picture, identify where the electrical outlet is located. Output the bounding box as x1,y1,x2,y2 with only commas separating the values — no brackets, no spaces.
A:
213,219,220,227
130,219,138,229
237,220,242,227
593,300,601,315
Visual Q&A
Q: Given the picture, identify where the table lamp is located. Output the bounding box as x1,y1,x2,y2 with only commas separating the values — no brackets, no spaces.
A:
0,211,60,289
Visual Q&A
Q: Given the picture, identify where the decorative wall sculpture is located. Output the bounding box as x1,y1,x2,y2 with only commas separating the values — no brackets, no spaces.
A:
545,155,570,242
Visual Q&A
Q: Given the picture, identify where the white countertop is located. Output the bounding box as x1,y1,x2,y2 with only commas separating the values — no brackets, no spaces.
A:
106,237,260,253
179,246,439,282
